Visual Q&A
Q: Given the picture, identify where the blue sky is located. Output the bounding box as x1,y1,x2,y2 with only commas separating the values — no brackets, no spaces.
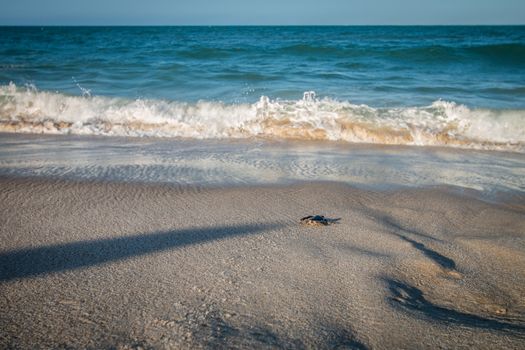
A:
1,0,524,25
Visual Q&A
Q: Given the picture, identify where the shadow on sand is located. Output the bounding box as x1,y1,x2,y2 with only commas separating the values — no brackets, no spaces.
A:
386,278,525,334
0,223,281,282
392,233,456,271
206,317,368,350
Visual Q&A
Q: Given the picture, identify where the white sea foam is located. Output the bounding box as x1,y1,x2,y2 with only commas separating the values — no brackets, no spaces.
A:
0,83,524,152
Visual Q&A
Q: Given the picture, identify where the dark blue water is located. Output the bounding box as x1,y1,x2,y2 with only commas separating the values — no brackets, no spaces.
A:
1,26,525,108
0,26,524,151
1,26,525,190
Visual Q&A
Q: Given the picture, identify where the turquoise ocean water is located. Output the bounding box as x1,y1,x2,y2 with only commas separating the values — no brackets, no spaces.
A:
0,26,524,151
1,26,524,191
2,26,525,107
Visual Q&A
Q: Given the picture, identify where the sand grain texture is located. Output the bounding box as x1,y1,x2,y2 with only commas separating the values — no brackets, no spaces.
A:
1,177,524,349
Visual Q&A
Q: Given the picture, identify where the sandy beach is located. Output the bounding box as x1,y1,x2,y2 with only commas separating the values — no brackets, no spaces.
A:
1,176,524,349
2,20,525,350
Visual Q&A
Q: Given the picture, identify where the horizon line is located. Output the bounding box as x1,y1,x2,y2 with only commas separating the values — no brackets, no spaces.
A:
1,23,525,27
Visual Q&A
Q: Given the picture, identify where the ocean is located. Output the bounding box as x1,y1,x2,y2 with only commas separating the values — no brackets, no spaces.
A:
0,26,524,191
1,26,525,150
3,27,525,350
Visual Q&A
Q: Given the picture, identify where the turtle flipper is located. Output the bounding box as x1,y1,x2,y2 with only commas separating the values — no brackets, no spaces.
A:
300,215,339,226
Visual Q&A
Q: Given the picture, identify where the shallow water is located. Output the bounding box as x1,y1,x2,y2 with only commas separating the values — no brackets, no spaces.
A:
1,133,523,194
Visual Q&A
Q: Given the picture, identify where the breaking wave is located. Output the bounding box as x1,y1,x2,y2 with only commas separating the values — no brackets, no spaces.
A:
1,83,524,152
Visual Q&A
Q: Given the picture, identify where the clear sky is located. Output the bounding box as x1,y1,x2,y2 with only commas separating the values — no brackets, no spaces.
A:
1,0,524,25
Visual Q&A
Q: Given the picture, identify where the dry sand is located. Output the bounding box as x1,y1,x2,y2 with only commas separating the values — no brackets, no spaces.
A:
1,176,524,349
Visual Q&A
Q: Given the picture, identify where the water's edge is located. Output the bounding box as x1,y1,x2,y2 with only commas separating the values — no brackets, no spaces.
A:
1,84,523,152
1,133,523,195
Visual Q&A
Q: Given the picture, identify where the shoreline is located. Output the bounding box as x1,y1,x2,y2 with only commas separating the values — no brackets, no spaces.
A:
2,172,524,207
2,24,525,349
1,133,524,195
2,130,525,155
1,176,524,348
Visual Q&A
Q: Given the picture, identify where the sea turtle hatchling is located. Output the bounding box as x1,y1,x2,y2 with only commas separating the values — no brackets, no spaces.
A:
300,215,339,226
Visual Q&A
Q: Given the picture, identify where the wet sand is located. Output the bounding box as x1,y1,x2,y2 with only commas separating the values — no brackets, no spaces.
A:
1,176,524,349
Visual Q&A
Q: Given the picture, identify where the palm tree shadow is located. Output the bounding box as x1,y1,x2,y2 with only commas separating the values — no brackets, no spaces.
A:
0,223,282,282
